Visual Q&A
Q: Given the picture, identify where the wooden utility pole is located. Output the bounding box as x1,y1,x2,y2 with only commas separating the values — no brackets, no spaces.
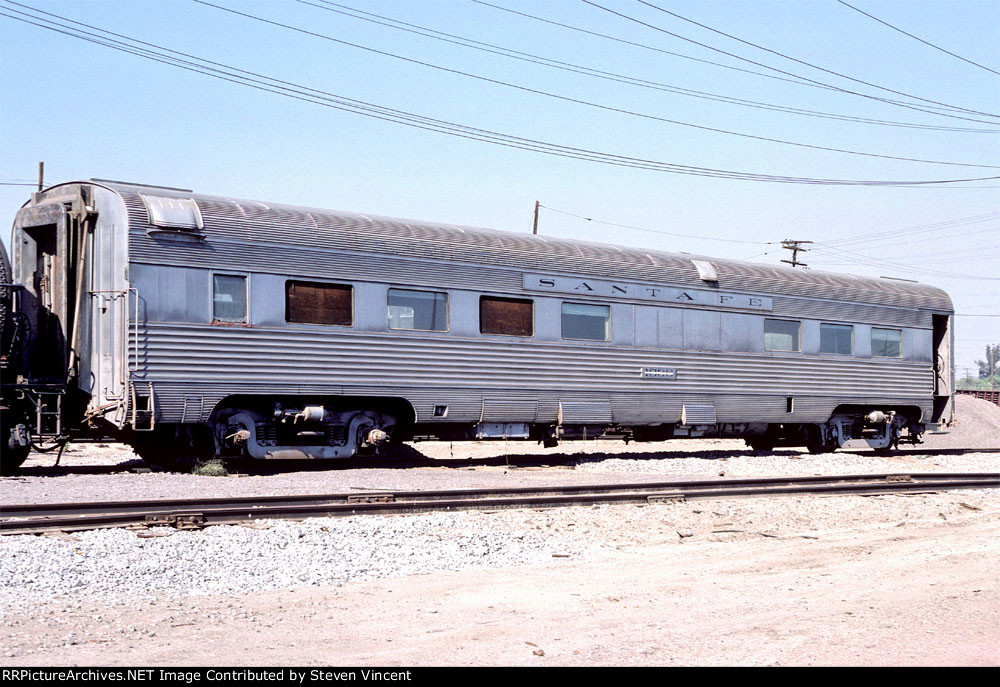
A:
991,345,996,391
532,200,539,235
780,239,812,268
37,161,44,192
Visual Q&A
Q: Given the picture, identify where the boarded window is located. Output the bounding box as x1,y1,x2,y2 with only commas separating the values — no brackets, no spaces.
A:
562,302,611,341
286,281,352,326
387,289,448,331
213,274,247,323
872,328,902,357
480,296,533,337
820,323,853,355
764,319,800,352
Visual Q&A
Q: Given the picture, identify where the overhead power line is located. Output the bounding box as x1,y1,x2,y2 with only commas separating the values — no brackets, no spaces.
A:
474,0,999,126
580,0,999,123
632,0,1000,118
189,0,997,169
470,0,836,93
811,243,1000,267
816,211,1000,248
544,205,1000,266
2,2,998,187
855,240,1000,261
299,0,997,134
538,205,772,244
809,244,1000,281
836,0,1000,77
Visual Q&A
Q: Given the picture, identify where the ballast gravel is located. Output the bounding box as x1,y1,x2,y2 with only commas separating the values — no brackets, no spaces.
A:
0,510,589,611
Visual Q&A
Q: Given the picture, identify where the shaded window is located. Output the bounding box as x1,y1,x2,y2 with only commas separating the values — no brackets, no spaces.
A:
480,296,533,337
286,280,352,326
213,274,247,323
562,302,611,341
820,323,853,355
764,319,800,352
872,328,902,357
387,289,448,331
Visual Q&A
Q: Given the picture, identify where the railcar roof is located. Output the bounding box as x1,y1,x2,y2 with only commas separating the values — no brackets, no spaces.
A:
69,180,960,312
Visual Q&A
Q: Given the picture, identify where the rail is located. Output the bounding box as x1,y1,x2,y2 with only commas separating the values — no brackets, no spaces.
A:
2,473,997,535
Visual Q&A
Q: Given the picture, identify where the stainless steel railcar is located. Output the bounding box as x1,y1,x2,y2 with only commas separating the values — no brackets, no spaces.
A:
0,180,955,472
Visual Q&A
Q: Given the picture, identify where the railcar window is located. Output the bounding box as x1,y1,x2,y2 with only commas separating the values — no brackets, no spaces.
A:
872,328,902,357
562,302,611,341
387,289,448,331
820,323,853,355
480,296,533,337
213,274,247,323
764,319,800,352
286,281,353,326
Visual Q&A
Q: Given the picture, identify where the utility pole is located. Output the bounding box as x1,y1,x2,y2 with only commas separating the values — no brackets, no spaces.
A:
37,161,44,192
532,200,540,235
780,239,812,268
991,346,996,391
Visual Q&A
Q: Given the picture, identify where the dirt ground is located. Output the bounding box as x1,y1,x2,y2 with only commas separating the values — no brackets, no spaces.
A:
3,489,998,667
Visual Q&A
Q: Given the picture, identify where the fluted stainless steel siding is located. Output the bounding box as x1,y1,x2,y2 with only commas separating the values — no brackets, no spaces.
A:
682,404,717,425
482,398,539,422
130,323,933,424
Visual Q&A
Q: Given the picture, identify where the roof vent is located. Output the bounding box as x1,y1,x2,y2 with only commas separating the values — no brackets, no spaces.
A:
140,194,204,232
691,259,718,282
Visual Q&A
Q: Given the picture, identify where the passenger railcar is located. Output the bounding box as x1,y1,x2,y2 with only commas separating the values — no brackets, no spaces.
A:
0,180,954,472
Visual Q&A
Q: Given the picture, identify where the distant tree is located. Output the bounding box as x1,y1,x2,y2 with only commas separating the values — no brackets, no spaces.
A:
975,343,1000,379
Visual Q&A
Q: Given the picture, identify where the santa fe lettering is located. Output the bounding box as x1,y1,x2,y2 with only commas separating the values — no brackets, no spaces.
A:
523,274,772,310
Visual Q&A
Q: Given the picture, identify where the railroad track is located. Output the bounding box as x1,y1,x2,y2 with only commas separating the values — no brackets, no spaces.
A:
2,473,997,536
11,446,1000,476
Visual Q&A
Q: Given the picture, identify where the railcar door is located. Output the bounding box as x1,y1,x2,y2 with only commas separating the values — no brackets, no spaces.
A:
931,313,954,425
12,202,72,383
9,186,119,436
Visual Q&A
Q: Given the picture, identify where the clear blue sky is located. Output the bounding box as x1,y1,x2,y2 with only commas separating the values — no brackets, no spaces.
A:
1,0,997,374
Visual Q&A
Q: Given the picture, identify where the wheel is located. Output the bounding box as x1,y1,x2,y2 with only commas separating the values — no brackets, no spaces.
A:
804,425,831,455
130,438,197,471
129,424,215,472
1,441,29,475
1,409,30,475
746,438,775,452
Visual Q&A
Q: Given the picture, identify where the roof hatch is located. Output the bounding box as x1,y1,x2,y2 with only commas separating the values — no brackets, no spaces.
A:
691,259,718,282
140,193,204,233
